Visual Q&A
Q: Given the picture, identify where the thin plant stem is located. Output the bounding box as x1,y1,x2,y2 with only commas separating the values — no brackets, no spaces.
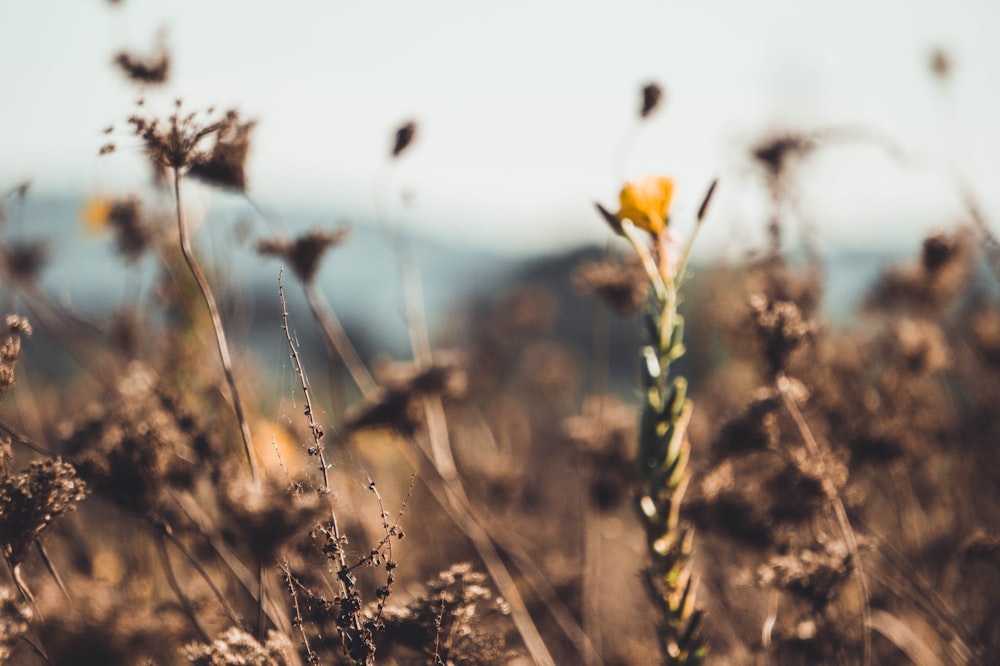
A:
168,491,288,633
18,635,50,665
450,473,601,664
8,561,39,621
0,421,54,457
157,521,243,629
280,561,318,664
171,168,258,482
390,234,558,663
303,285,378,400
278,273,362,635
257,564,267,642
34,542,69,602
776,372,871,666
156,534,211,643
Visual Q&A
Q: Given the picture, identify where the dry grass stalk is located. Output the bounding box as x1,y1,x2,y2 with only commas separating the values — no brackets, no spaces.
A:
122,104,261,480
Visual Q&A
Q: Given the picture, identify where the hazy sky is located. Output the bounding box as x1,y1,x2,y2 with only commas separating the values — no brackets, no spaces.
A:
3,0,999,255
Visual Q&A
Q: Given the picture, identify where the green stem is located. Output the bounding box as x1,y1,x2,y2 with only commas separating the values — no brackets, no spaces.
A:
634,232,705,665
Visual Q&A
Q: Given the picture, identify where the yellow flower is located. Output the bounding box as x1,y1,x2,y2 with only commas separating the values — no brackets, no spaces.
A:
80,195,112,234
616,176,675,234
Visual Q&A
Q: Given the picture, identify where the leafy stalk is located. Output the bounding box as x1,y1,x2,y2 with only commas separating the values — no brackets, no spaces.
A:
597,177,716,664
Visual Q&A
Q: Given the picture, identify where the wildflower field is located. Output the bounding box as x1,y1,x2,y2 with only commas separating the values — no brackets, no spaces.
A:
1,3,999,665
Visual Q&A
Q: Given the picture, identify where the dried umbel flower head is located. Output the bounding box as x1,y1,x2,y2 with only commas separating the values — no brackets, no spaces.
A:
345,354,467,437
759,542,852,609
219,475,323,562
184,627,294,666
752,131,818,183
113,47,170,85
640,81,664,119
749,293,816,377
0,315,31,402
391,120,418,158
0,458,87,565
712,388,782,458
381,563,511,664
257,227,350,285
128,104,254,185
867,230,974,314
574,257,649,317
108,196,153,261
690,449,828,545
83,195,155,263
1,241,48,283
893,318,950,374
62,363,219,516
929,47,952,81
188,112,257,191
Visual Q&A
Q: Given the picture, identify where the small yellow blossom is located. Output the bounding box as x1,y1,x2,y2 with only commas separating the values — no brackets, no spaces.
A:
80,195,112,234
616,176,675,235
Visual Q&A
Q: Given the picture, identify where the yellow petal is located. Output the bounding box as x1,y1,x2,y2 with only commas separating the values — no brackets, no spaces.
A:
616,176,675,234
81,195,112,234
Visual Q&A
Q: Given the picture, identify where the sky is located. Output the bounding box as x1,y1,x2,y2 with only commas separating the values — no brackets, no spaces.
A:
3,0,1000,257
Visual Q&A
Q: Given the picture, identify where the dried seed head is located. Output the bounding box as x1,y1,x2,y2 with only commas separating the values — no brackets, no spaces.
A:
921,231,963,273
712,389,782,457
257,227,349,284
1,241,48,283
184,627,293,666
749,293,816,376
188,113,257,191
929,47,952,81
0,315,31,402
0,458,88,565
867,230,973,314
752,131,817,181
759,542,852,608
391,120,418,158
63,363,220,516
128,104,251,179
381,564,511,664
113,48,170,85
345,354,467,437
107,196,153,262
893,318,950,374
219,476,323,562
640,82,664,119
574,257,649,317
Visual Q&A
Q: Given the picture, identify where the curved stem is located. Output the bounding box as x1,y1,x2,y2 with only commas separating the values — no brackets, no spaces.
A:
156,534,211,643
172,169,258,482
304,285,378,400
158,521,244,629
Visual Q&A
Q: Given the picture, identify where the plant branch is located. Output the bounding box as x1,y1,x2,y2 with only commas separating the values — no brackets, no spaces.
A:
172,168,258,482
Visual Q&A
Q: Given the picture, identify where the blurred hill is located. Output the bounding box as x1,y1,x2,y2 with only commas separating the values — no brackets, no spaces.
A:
6,193,920,386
